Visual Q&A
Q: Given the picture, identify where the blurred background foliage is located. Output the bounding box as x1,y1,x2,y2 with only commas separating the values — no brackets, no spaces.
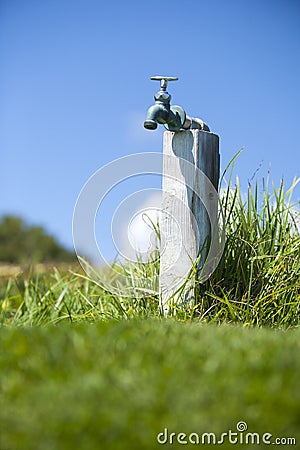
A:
0,215,76,264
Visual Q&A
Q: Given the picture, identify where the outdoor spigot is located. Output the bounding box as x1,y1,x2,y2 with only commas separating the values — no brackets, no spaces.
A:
144,76,210,132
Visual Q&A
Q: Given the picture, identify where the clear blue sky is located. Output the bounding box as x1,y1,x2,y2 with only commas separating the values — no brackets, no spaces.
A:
1,0,299,260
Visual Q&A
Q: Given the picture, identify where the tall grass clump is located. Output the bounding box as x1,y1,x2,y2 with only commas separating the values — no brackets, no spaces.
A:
0,253,161,326
193,170,300,328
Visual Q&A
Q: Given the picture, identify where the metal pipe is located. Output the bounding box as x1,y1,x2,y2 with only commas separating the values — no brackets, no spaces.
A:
183,115,210,131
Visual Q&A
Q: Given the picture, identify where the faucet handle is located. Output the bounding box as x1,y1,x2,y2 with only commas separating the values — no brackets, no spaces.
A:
150,76,178,91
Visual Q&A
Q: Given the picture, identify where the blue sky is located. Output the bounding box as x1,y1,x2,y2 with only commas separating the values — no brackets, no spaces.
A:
1,0,299,261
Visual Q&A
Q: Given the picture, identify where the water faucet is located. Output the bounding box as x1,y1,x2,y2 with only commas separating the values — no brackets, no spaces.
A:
144,76,210,132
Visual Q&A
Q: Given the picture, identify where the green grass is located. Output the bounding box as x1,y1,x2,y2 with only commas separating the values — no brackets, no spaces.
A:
0,172,299,448
1,174,299,327
194,175,300,327
0,320,299,450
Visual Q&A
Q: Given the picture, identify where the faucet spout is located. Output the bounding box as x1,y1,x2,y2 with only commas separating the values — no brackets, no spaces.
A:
144,103,169,130
144,103,183,131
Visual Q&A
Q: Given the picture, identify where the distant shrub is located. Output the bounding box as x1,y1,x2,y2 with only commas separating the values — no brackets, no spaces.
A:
0,215,76,264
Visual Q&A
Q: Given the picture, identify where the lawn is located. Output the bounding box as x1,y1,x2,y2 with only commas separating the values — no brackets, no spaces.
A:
0,320,299,449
